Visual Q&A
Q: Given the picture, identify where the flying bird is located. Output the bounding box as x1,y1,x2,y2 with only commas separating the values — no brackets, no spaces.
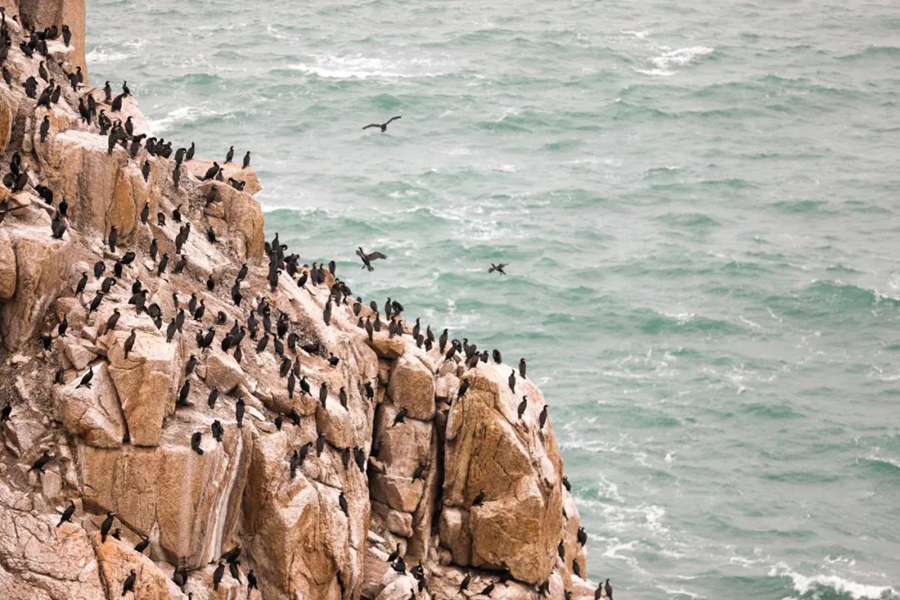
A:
356,247,388,272
488,263,508,275
362,116,401,132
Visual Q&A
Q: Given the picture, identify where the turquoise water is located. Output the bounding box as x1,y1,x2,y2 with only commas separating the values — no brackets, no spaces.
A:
87,1,900,598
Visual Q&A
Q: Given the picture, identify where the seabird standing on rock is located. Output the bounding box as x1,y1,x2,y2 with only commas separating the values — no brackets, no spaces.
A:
362,116,401,132
517,396,528,419
57,501,76,527
472,490,485,506
519,358,527,378
30,450,52,473
225,146,234,163
100,511,115,542
122,570,136,596
235,397,245,427
191,432,203,455
39,116,50,142
243,151,251,169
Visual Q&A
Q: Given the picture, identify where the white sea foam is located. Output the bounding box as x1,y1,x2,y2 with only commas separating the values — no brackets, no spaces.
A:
147,106,219,134
768,563,898,600
637,46,714,76
86,46,131,65
290,54,443,79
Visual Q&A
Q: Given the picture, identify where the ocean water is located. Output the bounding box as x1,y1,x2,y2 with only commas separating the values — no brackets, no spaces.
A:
86,1,900,598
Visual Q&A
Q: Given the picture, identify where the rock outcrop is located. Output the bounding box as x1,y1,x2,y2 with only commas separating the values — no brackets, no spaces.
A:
0,5,600,600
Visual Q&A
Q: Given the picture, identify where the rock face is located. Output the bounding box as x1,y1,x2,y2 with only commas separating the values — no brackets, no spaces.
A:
0,7,598,600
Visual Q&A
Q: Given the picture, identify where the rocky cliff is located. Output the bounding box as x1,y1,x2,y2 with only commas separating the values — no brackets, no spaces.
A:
0,4,600,600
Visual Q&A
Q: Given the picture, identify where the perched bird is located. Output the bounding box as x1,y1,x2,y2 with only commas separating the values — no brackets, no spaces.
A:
122,569,136,596
213,561,225,590
605,578,613,600
124,329,137,359
488,263,508,275
57,501,76,527
393,407,408,426
236,397,245,427
517,396,528,419
519,358,527,379
481,582,495,596
539,404,548,429
1,404,10,422
190,432,203,455
508,371,516,393
338,492,348,516
30,450,52,473
77,367,94,389
134,537,149,554
106,309,121,331
459,573,470,592
100,511,115,542
472,490,485,506
247,569,258,590
243,151,251,169
362,116,402,132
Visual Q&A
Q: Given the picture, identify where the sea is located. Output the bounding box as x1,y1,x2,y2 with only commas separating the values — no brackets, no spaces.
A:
86,1,900,598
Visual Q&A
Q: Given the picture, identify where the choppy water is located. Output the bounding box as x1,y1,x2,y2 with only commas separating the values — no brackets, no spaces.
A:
87,1,900,598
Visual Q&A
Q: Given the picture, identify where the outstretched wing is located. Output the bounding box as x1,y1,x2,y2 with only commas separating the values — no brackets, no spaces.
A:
362,124,381,130
386,116,402,125
366,251,388,261
498,263,508,269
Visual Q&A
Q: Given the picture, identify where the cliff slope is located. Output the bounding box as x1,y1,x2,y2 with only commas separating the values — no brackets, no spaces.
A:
0,4,599,600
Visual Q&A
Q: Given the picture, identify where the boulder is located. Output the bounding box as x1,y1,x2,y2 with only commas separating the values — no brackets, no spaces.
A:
105,328,182,446
0,486,106,600
0,231,72,351
92,533,174,600
0,229,15,301
243,431,367,600
387,354,435,420
370,403,432,513
79,424,252,568
440,367,565,585
55,362,124,448
19,0,88,79
199,181,264,261
205,349,245,394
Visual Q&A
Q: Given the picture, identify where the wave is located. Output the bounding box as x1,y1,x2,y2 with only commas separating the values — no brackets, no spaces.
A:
86,46,131,65
838,46,900,61
768,562,899,600
147,106,220,134
637,46,714,76
289,54,445,80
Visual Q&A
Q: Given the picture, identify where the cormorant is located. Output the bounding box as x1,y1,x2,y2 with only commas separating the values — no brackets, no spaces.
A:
30,450,52,473
213,562,225,590
517,396,527,419
122,570,136,596
208,388,219,408
242,151,251,169
356,247,388,271
191,432,203,455
76,367,94,389
519,358,527,378
362,116,402,132
539,404,548,428
235,397,245,427
39,115,50,143
472,490,485,506
393,407,408,425
57,501,76,527
134,537,149,554
100,511,115,542
225,146,234,163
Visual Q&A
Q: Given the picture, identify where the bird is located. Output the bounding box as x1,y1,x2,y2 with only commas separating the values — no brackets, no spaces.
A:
539,404,548,429
123,329,137,359
489,263,508,275
30,450,52,473
338,492,348,516
1,404,10,422
225,146,234,163
39,116,50,142
247,569,258,590
605,578,613,599
459,573,471,592
122,569,136,596
57,501,76,527
190,432,203,455
393,407,408,426
134,537,149,554
213,561,225,590
472,490,485,506
356,247,388,271
517,396,528,419
77,367,94,389
236,397,245,427
481,582,495,596
242,151,251,169
519,358,527,378
100,511,115,542
362,116,401,132
508,371,516,393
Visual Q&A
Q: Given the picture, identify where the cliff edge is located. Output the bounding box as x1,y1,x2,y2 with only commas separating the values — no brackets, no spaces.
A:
0,4,599,600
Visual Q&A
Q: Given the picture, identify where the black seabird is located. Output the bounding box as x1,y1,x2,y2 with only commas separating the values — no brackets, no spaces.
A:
356,247,387,271
488,263,508,275
362,116,401,132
